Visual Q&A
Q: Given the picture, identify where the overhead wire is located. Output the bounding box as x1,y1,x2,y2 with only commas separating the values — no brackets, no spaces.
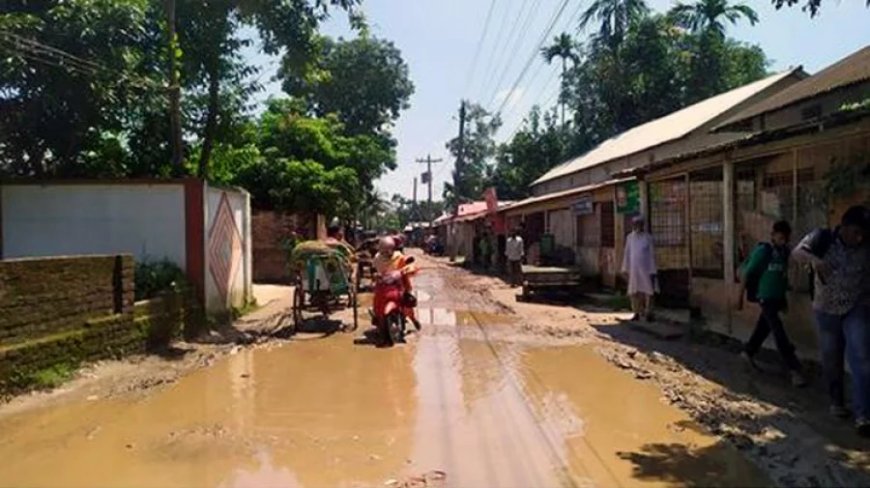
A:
483,0,546,110
502,65,562,143
494,0,585,142
489,0,574,118
474,0,518,102
0,29,165,91
461,0,498,99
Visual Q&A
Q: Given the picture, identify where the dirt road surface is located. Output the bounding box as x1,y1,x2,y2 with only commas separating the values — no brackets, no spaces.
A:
0,254,865,487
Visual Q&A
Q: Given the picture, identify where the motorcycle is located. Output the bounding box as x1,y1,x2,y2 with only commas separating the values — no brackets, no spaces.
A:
371,255,418,347
424,239,444,257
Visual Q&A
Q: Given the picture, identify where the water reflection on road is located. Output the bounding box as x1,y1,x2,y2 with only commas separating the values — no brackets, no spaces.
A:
0,271,769,488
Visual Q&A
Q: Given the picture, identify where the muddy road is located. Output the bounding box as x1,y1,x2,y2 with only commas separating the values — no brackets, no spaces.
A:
0,256,785,487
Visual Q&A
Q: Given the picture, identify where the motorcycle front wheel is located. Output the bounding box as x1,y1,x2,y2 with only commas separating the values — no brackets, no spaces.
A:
386,312,405,345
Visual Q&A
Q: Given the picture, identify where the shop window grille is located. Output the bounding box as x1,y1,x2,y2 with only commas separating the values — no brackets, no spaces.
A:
689,168,724,278
576,211,600,247
650,179,686,247
600,202,615,248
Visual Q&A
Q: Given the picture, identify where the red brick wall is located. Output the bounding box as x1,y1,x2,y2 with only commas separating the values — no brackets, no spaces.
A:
252,210,320,283
0,255,134,347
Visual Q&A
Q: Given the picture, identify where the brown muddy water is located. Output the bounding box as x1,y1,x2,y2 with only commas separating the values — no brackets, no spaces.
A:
0,308,768,488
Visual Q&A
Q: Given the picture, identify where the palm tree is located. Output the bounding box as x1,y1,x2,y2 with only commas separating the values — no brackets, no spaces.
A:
541,33,579,125
579,0,649,48
669,0,759,36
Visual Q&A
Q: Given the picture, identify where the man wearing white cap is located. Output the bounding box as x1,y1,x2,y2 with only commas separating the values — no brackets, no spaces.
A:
622,215,658,321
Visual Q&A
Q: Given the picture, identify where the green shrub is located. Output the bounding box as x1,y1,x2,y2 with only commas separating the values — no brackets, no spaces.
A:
28,363,77,390
135,259,187,301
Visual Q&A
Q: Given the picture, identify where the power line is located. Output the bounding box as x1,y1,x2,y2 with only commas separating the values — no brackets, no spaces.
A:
461,0,497,98
490,0,585,142
479,0,534,105
490,0,573,118
483,0,546,110
502,65,563,142
0,29,165,91
475,0,518,101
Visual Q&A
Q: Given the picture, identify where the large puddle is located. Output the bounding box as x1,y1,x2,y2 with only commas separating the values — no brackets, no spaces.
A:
0,308,768,487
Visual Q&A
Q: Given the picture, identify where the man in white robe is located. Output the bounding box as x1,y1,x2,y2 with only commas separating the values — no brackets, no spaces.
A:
622,215,658,321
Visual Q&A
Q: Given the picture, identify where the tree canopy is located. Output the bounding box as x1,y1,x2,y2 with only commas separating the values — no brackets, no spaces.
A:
482,4,770,201
443,103,501,208
772,0,870,16
0,0,362,181
280,34,414,137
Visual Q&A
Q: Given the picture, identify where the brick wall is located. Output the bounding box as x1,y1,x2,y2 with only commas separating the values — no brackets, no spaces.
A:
0,255,201,394
134,289,203,347
0,255,134,346
252,210,320,283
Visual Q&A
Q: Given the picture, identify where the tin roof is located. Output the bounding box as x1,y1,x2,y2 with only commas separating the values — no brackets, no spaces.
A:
532,69,801,186
716,45,870,131
502,178,634,214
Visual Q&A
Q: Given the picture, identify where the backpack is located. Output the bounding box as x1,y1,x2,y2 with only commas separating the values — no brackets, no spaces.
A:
740,242,772,303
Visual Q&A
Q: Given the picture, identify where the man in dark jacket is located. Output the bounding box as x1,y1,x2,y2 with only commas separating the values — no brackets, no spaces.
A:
793,205,870,436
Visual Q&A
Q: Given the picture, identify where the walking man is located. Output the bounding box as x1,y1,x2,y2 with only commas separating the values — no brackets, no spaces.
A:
737,220,806,387
793,205,870,435
506,228,525,287
622,215,657,322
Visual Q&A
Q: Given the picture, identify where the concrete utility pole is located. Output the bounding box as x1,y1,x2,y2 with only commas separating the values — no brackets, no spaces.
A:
454,101,467,205
416,154,442,224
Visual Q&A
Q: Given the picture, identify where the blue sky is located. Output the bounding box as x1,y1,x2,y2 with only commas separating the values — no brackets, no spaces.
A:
247,0,870,201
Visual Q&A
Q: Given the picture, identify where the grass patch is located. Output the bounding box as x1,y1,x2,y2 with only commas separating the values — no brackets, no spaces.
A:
28,362,77,390
231,300,260,320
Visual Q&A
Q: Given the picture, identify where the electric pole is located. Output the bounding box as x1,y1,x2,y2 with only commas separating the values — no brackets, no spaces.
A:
412,177,418,222
416,154,442,224
454,101,467,207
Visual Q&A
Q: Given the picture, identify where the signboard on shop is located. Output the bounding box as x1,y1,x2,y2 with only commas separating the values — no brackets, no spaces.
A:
572,195,594,215
617,181,640,214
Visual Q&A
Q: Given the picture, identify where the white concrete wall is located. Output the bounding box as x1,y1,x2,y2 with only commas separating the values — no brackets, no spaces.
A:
204,185,252,312
1,184,186,268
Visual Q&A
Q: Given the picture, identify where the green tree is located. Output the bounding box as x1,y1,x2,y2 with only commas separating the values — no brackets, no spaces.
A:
171,0,362,178
579,0,649,49
232,97,397,220
0,0,361,179
670,0,763,102
670,0,758,36
443,103,501,208
489,107,569,200
771,0,869,16
279,34,413,195
494,12,770,200
0,0,151,177
540,32,579,125
281,34,414,137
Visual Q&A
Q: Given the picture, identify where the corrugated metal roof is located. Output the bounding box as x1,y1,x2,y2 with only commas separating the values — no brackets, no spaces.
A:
457,201,488,217
716,45,870,131
532,69,800,186
502,178,634,214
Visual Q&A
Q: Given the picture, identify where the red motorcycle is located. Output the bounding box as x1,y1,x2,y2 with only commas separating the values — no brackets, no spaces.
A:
371,255,418,347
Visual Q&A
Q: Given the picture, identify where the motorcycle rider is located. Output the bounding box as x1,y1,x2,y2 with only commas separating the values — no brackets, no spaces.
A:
372,237,421,335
